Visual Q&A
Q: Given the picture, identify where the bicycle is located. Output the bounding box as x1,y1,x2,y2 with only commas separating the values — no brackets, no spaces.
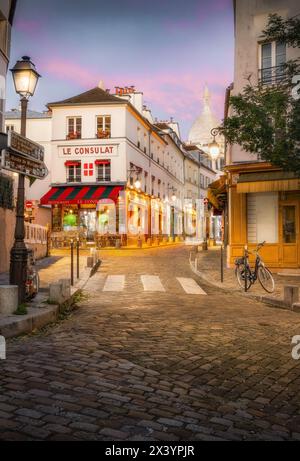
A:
25,249,40,300
235,241,275,293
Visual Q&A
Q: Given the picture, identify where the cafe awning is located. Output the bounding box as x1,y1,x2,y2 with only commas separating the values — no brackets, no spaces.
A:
207,175,227,210
40,185,123,205
236,171,300,193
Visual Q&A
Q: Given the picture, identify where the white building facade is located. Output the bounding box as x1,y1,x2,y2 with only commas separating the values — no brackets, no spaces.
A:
37,84,187,246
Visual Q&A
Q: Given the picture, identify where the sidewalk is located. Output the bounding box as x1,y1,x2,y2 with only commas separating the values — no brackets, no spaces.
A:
193,246,300,299
0,253,92,338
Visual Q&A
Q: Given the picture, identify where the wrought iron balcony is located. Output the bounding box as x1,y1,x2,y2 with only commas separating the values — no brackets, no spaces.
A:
258,65,287,85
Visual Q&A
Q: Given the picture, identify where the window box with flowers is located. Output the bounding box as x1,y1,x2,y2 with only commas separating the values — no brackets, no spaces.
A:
96,129,110,139
67,131,81,140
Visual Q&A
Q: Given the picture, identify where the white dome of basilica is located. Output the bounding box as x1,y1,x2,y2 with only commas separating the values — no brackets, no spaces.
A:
188,86,224,154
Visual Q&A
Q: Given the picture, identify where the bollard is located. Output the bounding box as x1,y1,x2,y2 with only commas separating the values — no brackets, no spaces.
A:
220,244,224,283
59,279,71,299
0,286,18,315
70,240,74,286
76,238,80,279
49,282,64,304
284,286,299,307
244,246,248,293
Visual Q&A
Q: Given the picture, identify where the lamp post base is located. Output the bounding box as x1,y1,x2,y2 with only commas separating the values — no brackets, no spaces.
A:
10,243,28,305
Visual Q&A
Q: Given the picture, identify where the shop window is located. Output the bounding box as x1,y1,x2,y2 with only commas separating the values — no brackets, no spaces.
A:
63,207,78,230
96,160,111,182
83,163,94,177
67,117,81,139
66,163,81,182
97,115,111,138
283,206,296,244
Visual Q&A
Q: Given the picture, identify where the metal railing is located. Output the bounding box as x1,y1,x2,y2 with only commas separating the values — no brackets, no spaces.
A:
258,65,287,85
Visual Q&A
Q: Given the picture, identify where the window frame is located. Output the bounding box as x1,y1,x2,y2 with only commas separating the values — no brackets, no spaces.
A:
67,117,82,140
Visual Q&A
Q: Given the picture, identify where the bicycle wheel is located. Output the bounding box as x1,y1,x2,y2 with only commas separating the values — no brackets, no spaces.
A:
235,263,252,291
258,266,275,293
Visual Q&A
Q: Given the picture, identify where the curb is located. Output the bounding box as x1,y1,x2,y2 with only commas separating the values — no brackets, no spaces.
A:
188,256,289,309
0,261,99,339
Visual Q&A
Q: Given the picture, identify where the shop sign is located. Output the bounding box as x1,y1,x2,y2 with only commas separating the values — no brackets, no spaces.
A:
0,150,48,179
60,145,117,157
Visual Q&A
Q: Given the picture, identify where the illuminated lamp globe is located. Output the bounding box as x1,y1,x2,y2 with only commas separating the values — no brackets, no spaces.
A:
209,140,220,160
134,179,141,189
10,56,41,99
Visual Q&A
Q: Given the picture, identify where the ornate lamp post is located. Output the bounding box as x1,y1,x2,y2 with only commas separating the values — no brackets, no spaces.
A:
209,127,221,163
9,56,41,304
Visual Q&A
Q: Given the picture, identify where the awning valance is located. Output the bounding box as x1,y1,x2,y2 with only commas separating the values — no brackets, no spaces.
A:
207,175,227,210
95,160,110,165
40,185,123,205
65,161,81,167
236,171,300,193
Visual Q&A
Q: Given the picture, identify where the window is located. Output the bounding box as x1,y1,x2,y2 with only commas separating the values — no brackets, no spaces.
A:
260,42,286,84
83,163,94,177
6,125,14,132
67,117,81,139
66,162,81,182
97,116,111,138
96,160,111,182
283,205,296,244
151,175,155,196
144,171,148,193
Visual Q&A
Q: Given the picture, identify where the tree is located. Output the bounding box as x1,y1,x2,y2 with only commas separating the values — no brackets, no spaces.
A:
221,14,300,173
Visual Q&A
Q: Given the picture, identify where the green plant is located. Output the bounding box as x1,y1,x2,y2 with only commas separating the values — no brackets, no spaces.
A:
14,304,28,315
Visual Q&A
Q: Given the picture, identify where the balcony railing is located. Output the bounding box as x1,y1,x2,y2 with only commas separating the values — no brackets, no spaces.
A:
258,65,287,85
67,176,81,183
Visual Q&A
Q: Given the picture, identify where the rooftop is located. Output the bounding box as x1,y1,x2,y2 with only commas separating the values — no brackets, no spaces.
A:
48,86,125,107
5,109,51,119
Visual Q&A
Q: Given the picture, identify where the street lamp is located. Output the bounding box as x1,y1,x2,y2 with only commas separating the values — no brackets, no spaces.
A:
127,166,142,190
9,56,41,304
209,127,221,161
168,186,177,202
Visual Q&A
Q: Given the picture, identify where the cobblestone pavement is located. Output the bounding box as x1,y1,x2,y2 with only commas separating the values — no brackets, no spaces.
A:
1,245,300,441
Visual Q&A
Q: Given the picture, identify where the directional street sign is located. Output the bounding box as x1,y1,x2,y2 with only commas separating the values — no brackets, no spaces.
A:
1,149,48,179
7,130,44,163
0,131,47,180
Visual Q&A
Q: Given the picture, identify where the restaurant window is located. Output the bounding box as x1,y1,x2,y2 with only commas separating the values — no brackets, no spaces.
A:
52,205,62,232
67,117,81,139
97,115,111,138
63,206,78,231
83,162,94,177
66,162,81,182
283,205,296,244
96,160,111,182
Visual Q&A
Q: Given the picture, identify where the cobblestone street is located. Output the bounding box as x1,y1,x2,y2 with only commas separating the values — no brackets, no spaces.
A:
1,245,300,441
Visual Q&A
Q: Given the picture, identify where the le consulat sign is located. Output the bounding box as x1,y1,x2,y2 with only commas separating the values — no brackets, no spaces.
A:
60,145,118,156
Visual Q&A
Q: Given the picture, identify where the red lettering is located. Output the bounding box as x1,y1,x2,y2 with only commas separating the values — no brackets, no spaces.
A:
75,148,80,154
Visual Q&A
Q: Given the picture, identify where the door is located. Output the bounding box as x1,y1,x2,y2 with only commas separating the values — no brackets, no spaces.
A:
279,202,299,267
